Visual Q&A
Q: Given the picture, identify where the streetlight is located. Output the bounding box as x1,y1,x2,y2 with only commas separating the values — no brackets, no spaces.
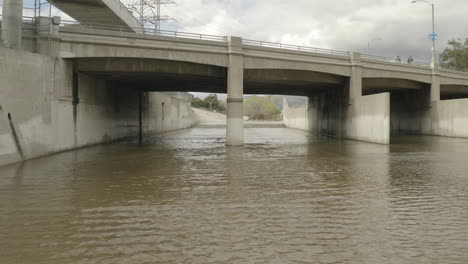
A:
367,37,382,54
411,0,436,70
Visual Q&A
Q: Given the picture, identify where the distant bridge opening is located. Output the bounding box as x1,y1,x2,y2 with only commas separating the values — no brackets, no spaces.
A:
441,85,468,100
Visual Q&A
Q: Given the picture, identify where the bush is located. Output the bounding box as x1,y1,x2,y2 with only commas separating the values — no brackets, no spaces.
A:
244,97,281,120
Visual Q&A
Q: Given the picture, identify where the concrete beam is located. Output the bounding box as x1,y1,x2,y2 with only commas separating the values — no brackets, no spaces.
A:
49,0,142,30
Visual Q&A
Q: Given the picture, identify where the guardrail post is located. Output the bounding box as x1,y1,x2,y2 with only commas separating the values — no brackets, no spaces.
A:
226,36,244,146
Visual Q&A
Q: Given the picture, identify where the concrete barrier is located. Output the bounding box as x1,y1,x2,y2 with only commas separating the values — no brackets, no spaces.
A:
344,93,390,144
193,108,227,123
282,99,309,131
431,99,468,138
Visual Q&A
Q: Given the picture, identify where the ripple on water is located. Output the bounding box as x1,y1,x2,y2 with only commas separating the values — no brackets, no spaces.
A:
1,129,468,263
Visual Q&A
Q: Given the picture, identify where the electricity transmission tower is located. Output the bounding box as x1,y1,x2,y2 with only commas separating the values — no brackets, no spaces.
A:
121,0,176,32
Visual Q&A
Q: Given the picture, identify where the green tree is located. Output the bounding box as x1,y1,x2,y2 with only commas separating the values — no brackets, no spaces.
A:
440,38,468,71
191,94,226,113
204,94,225,112
244,96,281,120
191,97,207,108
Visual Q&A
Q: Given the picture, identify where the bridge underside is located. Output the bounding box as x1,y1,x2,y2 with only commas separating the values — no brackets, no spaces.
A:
363,78,430,136
441,85,468,100
71,56,468,145
76,58,347,96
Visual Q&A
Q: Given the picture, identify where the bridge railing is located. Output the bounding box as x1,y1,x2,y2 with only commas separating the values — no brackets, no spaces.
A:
4,16,468,74
243,39,350,57
0,15,36,35
59,20,228,42
361,54,430,67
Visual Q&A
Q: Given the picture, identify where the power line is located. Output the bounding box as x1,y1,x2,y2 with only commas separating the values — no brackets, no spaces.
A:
121,0,176,32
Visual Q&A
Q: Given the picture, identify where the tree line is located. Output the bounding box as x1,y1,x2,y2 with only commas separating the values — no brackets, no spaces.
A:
440,38,468,71
192,94,282,120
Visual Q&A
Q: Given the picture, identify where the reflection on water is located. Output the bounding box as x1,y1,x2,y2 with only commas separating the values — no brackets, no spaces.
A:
1,126,468,264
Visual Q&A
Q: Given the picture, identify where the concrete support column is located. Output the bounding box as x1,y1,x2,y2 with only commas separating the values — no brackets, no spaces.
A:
1,0,23,49
226,36,244,146
36,16,61,55
138,91,143,144
349,52,363,103
306,96,316,132
430,71,440,103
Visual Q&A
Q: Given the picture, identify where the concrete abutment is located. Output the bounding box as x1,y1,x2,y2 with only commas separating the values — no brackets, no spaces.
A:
0,46,196,167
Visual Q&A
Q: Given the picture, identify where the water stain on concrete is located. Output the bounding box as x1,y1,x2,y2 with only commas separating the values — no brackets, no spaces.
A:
8,113,25,160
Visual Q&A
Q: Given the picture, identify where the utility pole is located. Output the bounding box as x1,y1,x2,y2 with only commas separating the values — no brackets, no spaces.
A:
153,0,176,32
411,0,437,70
123,0,175,32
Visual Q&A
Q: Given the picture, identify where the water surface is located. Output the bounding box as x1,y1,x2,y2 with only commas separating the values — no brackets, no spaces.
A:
1,126,468,264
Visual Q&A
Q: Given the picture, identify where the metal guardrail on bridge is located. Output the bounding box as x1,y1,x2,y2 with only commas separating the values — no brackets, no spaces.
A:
243,39,350,57
0,15,36,34
59,20,350,57
361,54,430,67
4,16,468,73
59,20,228,42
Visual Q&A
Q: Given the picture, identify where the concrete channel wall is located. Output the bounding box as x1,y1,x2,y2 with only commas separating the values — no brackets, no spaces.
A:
0,46,196,167
283,93,391,144
282,99,309,131
431,99,468,138
344,93,390,144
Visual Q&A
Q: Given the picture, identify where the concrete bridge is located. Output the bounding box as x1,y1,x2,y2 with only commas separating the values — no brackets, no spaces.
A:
2,0,468,165
52,23,468,145
47,0,141,30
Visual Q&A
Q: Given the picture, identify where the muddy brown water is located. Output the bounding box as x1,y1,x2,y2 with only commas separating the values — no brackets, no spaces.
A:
1,125,468,263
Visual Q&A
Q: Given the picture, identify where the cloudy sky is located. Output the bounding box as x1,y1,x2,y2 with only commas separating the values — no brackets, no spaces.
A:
159,0,468,62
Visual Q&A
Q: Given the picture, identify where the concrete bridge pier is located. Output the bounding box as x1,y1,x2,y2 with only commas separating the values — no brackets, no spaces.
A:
344,52,391,144
431,71,441,103
422,69,441,134
349,52,363,103
226,36,244,146
1,0,23,49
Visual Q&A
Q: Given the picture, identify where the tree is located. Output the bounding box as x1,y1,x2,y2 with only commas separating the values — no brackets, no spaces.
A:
439,38,468,71
244,96,281,120
204,94,225,112
191,94,226,113
191,97,206,108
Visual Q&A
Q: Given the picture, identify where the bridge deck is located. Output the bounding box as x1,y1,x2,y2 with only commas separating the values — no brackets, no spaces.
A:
48,0,141,31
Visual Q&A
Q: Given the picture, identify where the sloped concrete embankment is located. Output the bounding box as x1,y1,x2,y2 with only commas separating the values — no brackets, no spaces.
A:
282,100,309,131
193,108,283,128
